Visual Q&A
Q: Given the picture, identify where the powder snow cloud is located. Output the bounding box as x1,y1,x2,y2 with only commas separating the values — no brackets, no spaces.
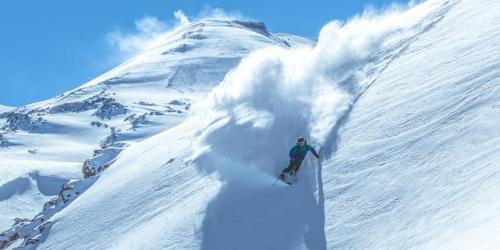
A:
191,0,443,180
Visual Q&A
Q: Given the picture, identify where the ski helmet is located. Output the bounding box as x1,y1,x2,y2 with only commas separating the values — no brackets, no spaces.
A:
297,137,306,143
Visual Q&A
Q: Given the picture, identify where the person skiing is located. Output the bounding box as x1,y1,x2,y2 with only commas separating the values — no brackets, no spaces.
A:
280,137,319,182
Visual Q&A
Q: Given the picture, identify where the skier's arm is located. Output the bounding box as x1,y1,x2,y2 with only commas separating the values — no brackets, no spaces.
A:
308,145,319,158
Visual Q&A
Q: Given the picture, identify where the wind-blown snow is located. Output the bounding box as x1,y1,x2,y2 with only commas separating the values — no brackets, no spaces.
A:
107,10,191,60
189,0,448,194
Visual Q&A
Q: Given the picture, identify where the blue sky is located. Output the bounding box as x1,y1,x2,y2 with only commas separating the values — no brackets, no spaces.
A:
0,0,408,107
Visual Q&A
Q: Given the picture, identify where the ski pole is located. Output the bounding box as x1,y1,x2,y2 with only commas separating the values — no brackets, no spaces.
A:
272,174,281,186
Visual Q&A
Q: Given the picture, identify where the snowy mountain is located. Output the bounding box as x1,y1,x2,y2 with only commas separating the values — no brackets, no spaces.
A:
2,0,500,249
0,19,312,247
0,105,14,114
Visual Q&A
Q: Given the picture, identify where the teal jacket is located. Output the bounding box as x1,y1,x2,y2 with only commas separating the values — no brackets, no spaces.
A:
289,143,318,160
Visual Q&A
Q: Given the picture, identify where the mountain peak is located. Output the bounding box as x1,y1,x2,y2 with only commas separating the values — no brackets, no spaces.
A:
192,19,270,36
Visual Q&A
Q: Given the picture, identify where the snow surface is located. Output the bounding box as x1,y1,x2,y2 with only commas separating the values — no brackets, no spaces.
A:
0,19,309,233
3,0,500,249
0,105,14,114
324,0,500,248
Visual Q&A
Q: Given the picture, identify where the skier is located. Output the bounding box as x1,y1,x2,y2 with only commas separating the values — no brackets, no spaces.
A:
279,137,319,183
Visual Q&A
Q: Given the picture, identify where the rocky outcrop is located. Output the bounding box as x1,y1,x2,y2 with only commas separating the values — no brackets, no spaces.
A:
49,95,127,120
0,177,97,249
0,134,11,147
93,99,127,120
233,20,270,36
124,113,150,130
82,147,121,178
1,112,46,133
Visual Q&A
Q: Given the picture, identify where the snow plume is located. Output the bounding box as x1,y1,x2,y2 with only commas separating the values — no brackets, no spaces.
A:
198,6,248,21
107,10,190,59
105,7,247,62
192,0,443,181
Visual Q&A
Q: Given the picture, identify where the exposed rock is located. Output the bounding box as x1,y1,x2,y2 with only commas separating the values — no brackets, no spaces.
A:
1,112,46,132
233,20,270,36
99,127,120,148
168,99,191,111
162,43,195,55
167,99,185,106
49,93,107,113
82,147,121,178
182,28,206,40
149,111,164,116
0,134,10,147
93,99,127,120
0,178,97,249
90,121,108,128
124,113,150,130
49,95,127,120
82,126,127,178
137,101,155,106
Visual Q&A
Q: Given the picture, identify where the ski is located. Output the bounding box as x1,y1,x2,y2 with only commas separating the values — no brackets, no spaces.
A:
273,173,295,186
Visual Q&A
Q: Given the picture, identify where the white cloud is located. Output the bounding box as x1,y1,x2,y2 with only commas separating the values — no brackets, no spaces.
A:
174,9,190,26
106,10,190,60
105,7,249,62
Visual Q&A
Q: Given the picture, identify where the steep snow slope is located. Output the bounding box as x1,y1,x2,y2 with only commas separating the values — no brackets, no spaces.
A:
28,0,490,249
324,0,500,248
0,19,311,233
